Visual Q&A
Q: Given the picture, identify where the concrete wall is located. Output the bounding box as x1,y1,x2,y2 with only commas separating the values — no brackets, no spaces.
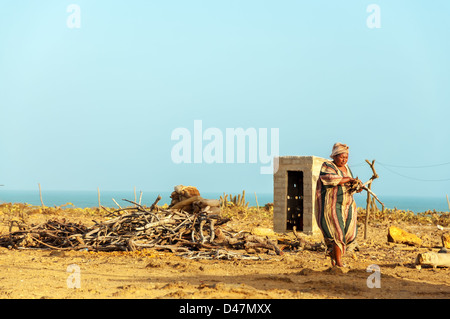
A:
273,156,327,234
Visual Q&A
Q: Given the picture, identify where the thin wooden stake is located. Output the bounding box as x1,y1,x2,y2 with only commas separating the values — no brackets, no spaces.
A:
364,181,372,240
447,194,450,212
363,159,380,240
38,183,45,207
97,187,101,208
254,192,259,212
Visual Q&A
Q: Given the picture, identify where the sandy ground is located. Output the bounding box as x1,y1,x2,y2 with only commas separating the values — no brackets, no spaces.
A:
0,210,449,299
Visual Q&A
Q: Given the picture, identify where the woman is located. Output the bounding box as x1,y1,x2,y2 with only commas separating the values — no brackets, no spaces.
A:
315,143,362,267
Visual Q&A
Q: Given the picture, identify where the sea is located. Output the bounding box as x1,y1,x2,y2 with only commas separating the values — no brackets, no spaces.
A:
0,190,449,213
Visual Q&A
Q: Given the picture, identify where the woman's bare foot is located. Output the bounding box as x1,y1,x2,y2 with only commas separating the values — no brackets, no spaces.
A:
333,243,344,267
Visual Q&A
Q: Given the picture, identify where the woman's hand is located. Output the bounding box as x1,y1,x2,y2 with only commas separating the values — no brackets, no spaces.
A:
349,178,363,192
339,177,363,192
338,177,352,185
354,178,364,193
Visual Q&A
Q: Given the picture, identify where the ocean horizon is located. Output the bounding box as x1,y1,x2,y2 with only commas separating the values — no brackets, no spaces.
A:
0,189,449,213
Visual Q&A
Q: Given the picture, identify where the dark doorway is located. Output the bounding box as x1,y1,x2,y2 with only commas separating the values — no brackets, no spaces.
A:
286,171,303,231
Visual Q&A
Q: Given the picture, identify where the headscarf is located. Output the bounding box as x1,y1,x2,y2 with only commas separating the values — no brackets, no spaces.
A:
330,142,349,158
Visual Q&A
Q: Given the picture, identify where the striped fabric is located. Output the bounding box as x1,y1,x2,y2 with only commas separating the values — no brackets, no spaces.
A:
315,161,358,254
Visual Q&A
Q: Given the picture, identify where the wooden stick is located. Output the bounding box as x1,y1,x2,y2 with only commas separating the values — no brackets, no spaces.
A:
150,195,162,211
254,192,259,211
135,218,176,231
363,159,380,240
112,198,122,209
38,183,45,207
364,181,372,240
447,194,450,212
97,187,101,208
362,185,384,206
365,159,379,181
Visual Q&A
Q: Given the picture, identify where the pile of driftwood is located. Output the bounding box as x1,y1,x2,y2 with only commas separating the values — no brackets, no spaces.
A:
0,198,226,252
0,186,287,259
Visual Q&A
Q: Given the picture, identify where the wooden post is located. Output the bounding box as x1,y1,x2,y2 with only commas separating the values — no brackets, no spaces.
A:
97,187,101,208
254,192,259,212
364,181,372,240
447,194,450,212
38,183,45,207
364,159,379,240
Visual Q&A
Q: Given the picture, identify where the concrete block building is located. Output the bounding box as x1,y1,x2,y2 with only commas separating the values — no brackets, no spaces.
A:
273,156,327,235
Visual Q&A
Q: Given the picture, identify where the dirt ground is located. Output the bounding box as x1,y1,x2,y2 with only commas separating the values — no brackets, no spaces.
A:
0,208,449,299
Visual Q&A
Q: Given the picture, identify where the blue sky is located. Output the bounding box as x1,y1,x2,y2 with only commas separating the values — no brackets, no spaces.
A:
0,1,449,198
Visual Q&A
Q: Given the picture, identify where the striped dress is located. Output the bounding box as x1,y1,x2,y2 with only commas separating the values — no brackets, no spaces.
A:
315,161,358,254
